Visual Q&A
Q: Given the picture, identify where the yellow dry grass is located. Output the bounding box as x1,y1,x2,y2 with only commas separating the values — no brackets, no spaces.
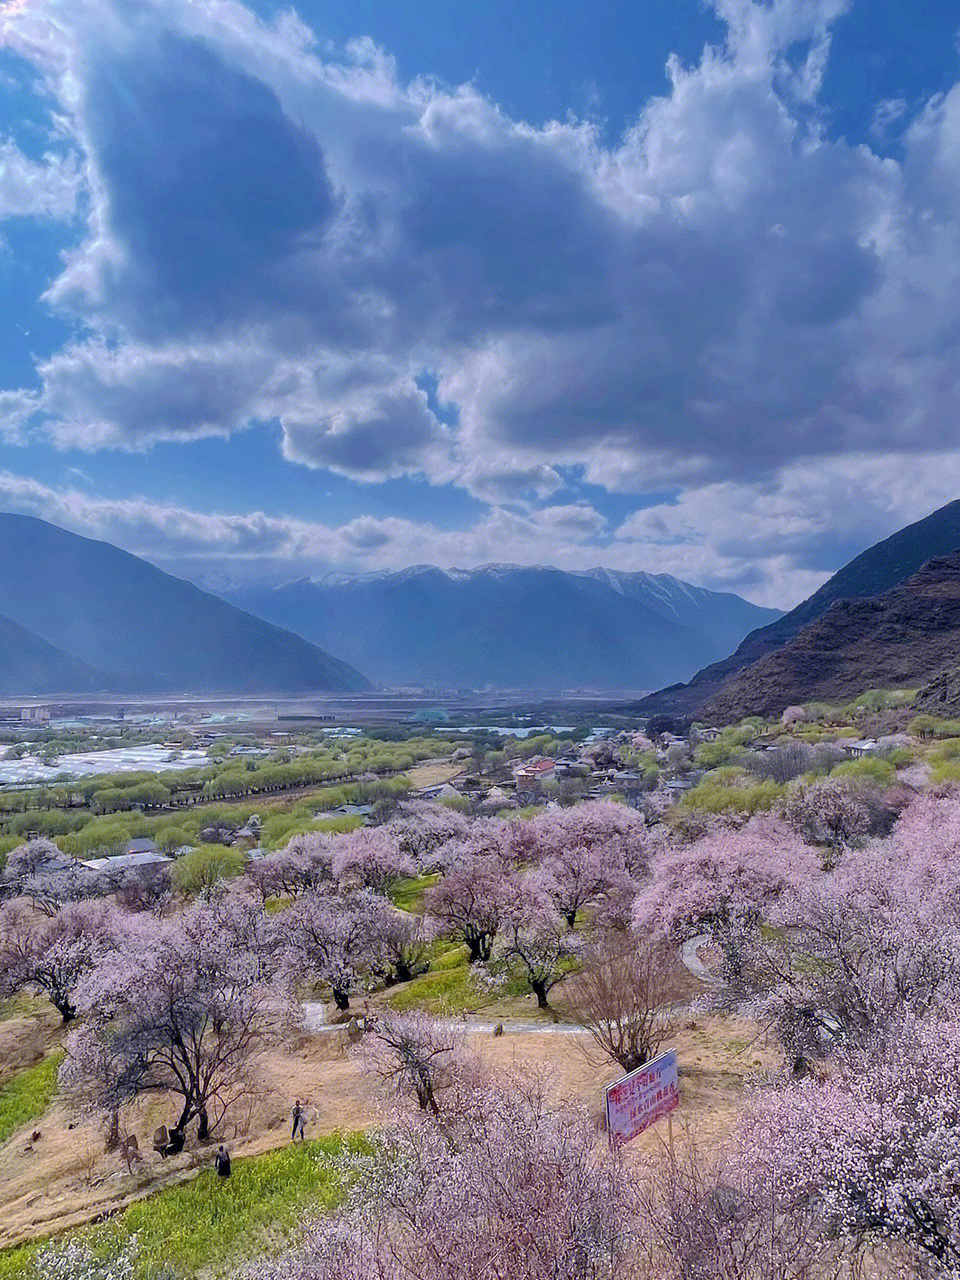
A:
0,1009,771,1250
478,1012,776,1145
405,760,465,789
0,1010,59,1087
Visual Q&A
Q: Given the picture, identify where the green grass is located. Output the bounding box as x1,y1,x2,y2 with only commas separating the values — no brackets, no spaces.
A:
0,1052,62,1145
387,962,483,1014
388,872,440,912
0,1240,39,1277
427,940,471,971
0,1134,368,1280
385,937,488,1013
0,995,46,1024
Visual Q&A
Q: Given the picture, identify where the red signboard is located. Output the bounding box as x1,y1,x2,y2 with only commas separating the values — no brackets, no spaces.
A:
604,1048,679,1147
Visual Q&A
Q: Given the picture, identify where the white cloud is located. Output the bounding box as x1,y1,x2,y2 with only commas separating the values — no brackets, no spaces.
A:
615,450,960,605
0,388,38,441
4,0,960,605
0,136,79,219
0,470,611,582
1,0,956,492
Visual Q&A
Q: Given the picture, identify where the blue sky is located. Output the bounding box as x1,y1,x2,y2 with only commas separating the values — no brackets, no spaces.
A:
2,0,960,606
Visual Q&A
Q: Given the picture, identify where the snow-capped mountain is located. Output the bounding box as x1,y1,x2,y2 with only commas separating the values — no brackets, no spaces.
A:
225,564,779,692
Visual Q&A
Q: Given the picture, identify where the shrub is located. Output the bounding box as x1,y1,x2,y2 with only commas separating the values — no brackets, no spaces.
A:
830,756,896,787
170,844,246,893
679,769,782,816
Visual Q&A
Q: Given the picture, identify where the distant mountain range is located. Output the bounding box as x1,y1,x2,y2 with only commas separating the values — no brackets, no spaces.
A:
226,565,781,691
16,498,960,709
0,515,369,696
640,498,960,720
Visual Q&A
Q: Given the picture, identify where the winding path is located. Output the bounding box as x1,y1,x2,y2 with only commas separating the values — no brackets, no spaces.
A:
680,932,717,985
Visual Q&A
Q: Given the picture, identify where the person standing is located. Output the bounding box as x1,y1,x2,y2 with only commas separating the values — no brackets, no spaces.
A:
291,1099,306,1142
214,1144,231,1178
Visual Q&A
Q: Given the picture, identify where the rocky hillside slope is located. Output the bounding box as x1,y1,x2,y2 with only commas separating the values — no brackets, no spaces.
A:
698,552,960,722
639,498,960,717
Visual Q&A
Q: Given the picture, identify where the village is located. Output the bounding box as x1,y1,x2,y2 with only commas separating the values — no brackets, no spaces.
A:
0,696,912,907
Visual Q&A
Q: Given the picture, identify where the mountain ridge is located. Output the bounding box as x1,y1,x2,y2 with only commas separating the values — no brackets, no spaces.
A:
0,514,370,695
0,613,108,695
225,564,779,691
697,551,960,721
637,498,960,717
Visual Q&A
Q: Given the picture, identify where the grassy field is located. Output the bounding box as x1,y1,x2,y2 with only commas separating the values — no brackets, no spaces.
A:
0,1055,61,1147
0,1001,772,1272
0,1134,367,1280
387,961,484,1014
388,872,440,912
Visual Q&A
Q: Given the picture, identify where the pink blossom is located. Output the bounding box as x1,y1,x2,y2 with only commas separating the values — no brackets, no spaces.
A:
248,1066,636,1280
734,1016,960,1269
423,855,513,963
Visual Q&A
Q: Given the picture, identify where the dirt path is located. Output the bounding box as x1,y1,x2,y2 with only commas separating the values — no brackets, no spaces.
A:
301,1002,588,1036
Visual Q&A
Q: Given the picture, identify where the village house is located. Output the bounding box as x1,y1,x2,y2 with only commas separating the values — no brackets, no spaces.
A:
513,758,556,786
83,844,171,875
479,785,513,812
322,802,376,821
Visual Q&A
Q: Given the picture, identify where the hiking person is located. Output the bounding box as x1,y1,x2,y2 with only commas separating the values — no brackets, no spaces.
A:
291,1099,306,1142
214,1144,231,1178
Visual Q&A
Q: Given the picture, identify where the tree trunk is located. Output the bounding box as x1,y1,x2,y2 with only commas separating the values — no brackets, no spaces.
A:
197,1108,210,1142
51,993,75,1024
333,987,350,1011
619,1051,645,1074
104,1107,121,1152
176,1098,195,1134
532,981,550,1010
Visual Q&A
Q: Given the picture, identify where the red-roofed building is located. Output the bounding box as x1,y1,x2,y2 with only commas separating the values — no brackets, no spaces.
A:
513,757,556,786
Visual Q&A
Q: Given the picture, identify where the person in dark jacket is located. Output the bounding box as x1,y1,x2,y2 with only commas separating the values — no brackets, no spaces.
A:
291,1100,306,1142
214,1144,231,1178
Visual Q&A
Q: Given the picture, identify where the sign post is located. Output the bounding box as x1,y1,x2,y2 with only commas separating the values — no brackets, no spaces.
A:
603,1048,679,1149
